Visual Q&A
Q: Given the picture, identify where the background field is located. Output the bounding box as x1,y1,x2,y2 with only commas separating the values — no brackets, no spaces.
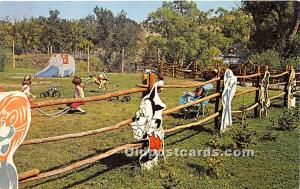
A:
0,69,299,189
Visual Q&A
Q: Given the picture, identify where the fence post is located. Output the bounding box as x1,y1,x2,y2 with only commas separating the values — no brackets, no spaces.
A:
172,65,175,77
148,72,156,92
193,61,197,80
214,69,221,130
254,66,261,117
243,64,246,85
142,73,148,97
264,64,268,73
284,65,290,107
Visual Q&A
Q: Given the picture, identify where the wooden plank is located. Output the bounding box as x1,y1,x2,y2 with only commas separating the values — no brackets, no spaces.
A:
18,169,40,181
234,88,259,97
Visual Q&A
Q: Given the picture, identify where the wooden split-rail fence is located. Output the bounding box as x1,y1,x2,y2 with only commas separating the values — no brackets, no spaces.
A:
17,66,299,183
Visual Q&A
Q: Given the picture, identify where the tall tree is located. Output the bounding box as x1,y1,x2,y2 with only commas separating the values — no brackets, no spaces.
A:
242,1,300,57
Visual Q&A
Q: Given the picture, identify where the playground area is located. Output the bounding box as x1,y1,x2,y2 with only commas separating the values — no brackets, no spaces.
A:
0,67,299,188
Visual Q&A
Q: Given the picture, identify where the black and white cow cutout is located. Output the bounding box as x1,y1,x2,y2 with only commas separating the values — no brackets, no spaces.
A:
131,82,166,169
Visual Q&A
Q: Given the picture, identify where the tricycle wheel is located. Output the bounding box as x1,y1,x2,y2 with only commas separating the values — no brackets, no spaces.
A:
109,96,119,102
121,96,131,103
52,91,60,98
40,93,46,98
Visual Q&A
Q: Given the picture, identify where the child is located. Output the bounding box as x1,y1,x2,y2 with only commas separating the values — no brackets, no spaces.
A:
20,75,35,107
70,76,86,114
194,87,205,98
97,72,109,92
21,75,35,99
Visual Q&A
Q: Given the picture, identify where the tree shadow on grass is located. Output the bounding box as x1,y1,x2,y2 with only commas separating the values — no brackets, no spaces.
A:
23,148,135,189
60,153,134,189
165,122,214,146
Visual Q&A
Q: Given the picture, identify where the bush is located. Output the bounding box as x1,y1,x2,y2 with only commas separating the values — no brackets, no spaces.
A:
229,124,256,149
260,131,278,142
204,135,226,178
272,107,300,131
0,46,7,71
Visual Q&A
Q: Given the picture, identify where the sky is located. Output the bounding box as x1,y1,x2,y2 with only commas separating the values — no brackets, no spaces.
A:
0,1,240,23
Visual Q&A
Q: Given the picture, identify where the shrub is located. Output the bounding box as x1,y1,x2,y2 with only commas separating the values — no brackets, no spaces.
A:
0,46,7,71
272,107,300,131
204,135,226,178
230,124,256,149
159,166,183,188
260,131,278,142
229,112,256,149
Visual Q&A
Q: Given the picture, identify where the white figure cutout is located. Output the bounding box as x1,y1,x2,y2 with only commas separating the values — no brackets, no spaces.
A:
131,82,166,169
287,69,296,109
260,71,270,118
221,69,237,132
0,92,31,189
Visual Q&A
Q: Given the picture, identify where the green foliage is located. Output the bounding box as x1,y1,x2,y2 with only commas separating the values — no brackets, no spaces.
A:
0,46,7,71
76,56,104,73
144,1,253,67
272,107,300,131
284,57,300,69
159,168,183,189
242,1,300,58
205,135,226,178
248,50,282,68
0,7,142,71
229,113,256,149
260,131,278,142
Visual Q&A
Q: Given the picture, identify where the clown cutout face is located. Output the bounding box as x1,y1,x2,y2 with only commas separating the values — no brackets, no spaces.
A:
0,92,31,189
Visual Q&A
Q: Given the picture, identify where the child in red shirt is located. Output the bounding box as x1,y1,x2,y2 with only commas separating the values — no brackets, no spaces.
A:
69,76,86,114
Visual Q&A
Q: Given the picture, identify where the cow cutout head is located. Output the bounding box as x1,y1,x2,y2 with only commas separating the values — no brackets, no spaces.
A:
132,83,166,140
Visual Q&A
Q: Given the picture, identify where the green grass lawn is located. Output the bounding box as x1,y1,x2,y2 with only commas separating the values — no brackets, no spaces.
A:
0,69,299,189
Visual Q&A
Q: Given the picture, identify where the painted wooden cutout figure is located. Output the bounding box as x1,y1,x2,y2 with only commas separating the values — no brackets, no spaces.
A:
221,69,237,132
0,92,31,189
260,71,270,118
131,83,166,169
287,69,296,109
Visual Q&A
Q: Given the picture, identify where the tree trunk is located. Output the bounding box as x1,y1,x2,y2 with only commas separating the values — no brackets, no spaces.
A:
288,1,300,42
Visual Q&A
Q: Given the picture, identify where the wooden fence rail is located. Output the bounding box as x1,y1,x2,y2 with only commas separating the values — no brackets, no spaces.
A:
32,88,147,109
20,112,220,183
22,93,221,145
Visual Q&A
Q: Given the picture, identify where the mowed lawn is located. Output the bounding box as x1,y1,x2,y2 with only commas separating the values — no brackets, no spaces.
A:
0,69,298,189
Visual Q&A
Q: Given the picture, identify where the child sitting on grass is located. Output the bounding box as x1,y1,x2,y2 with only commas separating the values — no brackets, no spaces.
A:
69,76,86,114
20,75,36,107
